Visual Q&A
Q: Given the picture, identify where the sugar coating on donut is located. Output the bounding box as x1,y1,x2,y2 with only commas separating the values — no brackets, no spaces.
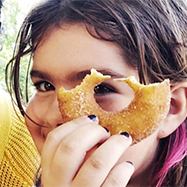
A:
58,69,171,144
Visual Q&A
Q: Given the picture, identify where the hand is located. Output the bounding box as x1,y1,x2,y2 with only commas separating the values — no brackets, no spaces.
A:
41,116,134,187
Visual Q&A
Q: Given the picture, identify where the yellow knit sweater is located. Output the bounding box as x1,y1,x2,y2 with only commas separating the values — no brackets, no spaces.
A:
0,89,40,187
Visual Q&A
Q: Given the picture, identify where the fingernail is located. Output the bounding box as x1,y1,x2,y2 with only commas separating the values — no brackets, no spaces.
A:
88,115,98,122
120,131,130,138
103,127,109,133
126,161,133,166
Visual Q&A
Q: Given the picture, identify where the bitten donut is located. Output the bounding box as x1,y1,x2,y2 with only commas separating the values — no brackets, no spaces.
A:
58,69,171,143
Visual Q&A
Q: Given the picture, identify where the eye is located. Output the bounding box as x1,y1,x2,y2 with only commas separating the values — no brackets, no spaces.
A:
94,83,116,95
33,81,55,92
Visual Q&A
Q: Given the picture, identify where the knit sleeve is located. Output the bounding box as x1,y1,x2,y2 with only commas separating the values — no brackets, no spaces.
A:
0,89,40,187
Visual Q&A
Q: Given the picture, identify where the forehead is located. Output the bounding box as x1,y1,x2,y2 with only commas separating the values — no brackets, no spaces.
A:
33,23,137,81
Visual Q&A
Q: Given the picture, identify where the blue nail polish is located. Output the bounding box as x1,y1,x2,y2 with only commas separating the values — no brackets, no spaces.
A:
103,127,109,133
88,115,97,122
120,131,130,138
126,161,134,166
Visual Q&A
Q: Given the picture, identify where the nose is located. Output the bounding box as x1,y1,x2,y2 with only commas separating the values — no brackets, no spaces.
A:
44,95,63,128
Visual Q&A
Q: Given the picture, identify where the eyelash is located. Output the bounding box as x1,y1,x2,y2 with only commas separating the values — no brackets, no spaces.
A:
33,81,55,92
94,83,116,95
33,81,116,95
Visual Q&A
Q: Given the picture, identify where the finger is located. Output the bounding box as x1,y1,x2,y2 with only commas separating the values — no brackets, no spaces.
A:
41,116,98,174
72,133,132,187
102,161,134,187
42,122,110,186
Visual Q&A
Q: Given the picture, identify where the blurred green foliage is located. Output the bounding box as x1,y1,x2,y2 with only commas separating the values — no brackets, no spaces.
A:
0,0,35,99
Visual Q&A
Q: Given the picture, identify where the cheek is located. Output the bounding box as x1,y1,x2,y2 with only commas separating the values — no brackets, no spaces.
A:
112,94,134,112
96,93,134,112
26,95,48,126
25,96,46,153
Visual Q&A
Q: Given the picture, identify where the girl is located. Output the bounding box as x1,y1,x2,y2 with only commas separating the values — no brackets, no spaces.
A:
6,0,187,186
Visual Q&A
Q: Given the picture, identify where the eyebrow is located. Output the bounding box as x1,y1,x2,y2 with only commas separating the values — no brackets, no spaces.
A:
30,70,53,82
68,69,125,81
30,68,125,82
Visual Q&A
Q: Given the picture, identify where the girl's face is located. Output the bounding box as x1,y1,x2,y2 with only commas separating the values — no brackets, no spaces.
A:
26,24,159,180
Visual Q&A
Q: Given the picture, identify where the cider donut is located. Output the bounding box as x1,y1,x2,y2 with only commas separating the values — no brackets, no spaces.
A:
58,69,171,143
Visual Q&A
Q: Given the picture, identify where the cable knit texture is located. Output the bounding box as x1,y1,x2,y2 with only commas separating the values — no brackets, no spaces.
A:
0,89,40,187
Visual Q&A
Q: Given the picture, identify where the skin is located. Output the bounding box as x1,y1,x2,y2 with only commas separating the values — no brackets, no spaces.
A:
26,24,165,186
